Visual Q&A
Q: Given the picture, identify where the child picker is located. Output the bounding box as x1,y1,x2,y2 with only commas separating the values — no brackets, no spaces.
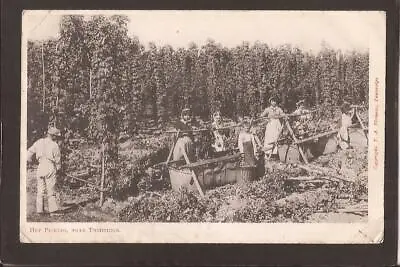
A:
238,119,262,167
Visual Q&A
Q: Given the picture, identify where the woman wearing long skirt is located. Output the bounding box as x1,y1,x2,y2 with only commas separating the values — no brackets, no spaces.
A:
261,96,284,157
337,102,355,150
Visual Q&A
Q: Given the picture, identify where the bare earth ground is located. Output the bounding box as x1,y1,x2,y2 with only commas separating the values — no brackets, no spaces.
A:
26,128,368,223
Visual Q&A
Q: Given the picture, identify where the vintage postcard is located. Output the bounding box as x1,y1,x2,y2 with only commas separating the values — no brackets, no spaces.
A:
20,10,385,243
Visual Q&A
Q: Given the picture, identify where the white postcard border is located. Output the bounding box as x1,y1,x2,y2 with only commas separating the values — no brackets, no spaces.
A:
20,10,386,244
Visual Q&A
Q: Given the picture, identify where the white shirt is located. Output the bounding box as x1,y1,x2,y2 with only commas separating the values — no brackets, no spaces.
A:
341,113,352,128
28,137,61,176
238,131,260,156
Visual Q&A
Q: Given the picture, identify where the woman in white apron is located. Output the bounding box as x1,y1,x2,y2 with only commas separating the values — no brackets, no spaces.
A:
261,96,284,157
338,103,355,150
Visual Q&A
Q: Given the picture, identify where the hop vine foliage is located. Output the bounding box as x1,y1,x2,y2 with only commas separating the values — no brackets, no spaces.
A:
27,15,369,184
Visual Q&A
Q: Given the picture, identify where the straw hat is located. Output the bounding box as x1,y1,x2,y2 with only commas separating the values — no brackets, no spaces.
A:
269,95,278,103
48,127,61,137
181,107,191,115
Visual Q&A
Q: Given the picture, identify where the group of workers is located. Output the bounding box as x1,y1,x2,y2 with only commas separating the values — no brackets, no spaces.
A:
27,96,356,216
171,96,318,163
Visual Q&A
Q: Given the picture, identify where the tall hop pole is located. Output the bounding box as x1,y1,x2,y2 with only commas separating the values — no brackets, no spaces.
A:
41,42,46,112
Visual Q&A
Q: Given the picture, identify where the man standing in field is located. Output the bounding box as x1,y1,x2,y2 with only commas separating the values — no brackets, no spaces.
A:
27,127,63,216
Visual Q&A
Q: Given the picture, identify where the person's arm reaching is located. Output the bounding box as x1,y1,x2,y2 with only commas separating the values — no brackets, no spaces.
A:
260,108,269,118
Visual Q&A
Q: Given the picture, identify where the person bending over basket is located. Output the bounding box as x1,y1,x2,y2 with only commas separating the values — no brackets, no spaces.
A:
260,96,284,158
27,126,63,216
337,102,355,150
172,107,197,162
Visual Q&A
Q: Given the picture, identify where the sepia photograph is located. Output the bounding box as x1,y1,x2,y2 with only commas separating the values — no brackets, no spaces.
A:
20,10,386,243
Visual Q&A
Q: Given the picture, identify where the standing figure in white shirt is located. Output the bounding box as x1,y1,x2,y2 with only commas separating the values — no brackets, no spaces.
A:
27,127,62,215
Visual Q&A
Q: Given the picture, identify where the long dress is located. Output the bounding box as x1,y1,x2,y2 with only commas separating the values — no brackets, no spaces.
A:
337,112,352,149
238,131,258,166
172,119,195,161
292,107,311,138
261,106,284,155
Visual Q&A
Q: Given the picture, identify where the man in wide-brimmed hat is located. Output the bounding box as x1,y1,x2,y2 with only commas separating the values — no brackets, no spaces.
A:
260,95,284,158
27,126,63,216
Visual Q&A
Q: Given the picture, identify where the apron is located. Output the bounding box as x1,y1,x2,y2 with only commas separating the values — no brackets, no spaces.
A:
264,118,282,155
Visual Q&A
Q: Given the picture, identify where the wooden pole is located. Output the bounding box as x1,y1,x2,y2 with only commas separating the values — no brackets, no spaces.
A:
66,173,105,192
285,119,309,164
295,129,339,144
355,107,368,141
89,68,92,98
160,130,180,180
297,164,353,183
166,130,180,164
182,153,241,169
182,149,205,197
41,42,46,112
99,143,105,206
253,109,318,123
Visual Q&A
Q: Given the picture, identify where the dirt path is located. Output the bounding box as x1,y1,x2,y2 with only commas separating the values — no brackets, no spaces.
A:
26,168,117,222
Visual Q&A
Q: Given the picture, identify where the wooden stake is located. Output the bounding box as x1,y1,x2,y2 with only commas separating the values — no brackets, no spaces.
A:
89,68,92,98
166,130,180,164
160,130,180,180
99,143,105,206
355,108,368,141
285,119,309,164
66,173,105,192
182,149,205,197
41,42,46,112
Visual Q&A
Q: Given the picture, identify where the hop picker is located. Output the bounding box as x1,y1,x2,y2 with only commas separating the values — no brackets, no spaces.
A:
27,127,64,217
